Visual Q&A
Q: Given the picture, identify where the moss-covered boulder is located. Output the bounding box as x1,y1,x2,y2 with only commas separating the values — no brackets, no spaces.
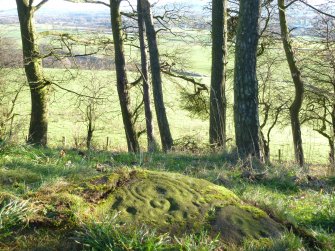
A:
70,169,282,244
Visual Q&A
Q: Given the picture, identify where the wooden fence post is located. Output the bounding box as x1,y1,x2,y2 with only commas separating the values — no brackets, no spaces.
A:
62,136,66,148
106,137,110,150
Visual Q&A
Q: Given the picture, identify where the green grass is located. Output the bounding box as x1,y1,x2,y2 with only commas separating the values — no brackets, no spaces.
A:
2,64,331,164
0,145,334,250
76,218,225,251
0,199,33,241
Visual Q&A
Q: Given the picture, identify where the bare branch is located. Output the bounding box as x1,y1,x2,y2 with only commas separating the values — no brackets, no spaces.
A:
161,67,208,92
284,0,299,9
64,0,110,7
34,0,49,12
298,0,335,19
51,81,105,100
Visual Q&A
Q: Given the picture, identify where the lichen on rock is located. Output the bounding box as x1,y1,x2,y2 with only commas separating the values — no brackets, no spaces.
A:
33,168,284,245
77,169,284,243
94,170,239,230
211,205,283,244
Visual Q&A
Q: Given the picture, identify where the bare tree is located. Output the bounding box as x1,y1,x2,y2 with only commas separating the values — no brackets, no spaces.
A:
75,72,110,150
258,50,289,162
64,0,141,152
278,0,305,166
302,13,335,165
0,36,25,143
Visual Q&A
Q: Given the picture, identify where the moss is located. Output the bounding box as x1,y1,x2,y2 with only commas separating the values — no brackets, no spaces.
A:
3,228,81,251
239,204,267,218
0,168,41,187
73,168,283,243
74,168,137,203
24,168,283,245
30,187,91,228
211,205,283,244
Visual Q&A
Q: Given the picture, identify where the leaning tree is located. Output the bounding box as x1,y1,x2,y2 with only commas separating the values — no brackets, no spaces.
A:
141,0,174,152
278,0,305,166
137,0,158,152
110,0,140,152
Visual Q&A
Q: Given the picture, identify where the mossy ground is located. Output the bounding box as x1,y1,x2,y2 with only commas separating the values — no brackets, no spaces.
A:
0,145,334,250
79,169,282,242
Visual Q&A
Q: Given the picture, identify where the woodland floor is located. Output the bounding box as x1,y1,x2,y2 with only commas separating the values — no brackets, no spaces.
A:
0,144,334,250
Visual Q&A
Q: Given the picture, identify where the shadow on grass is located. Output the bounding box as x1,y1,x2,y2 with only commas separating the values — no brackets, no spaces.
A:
306,215,335,233
0,147,101,194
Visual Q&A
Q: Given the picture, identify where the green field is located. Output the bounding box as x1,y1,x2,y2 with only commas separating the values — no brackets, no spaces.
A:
0,23,332,166
2,66,330,165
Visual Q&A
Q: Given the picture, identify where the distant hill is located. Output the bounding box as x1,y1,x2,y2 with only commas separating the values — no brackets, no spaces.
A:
0,1,205,17
0,8,17,16
2,1,331,35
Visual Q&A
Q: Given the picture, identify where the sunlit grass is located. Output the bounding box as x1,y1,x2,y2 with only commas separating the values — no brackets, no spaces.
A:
0,145,334,250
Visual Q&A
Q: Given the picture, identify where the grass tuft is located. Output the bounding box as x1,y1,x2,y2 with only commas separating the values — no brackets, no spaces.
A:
0,199,33,240
75,215,171,251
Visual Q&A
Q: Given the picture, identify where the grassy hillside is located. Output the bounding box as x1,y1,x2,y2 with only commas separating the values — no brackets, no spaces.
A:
0,145,334,250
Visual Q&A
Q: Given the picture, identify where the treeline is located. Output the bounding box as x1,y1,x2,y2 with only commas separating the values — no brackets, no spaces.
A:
2,0,335,167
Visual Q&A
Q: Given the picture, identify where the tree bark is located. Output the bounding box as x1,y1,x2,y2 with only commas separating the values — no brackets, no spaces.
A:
16,0,49,146
87,121,93,150
278,0,304,166
234,0,261,159
86,104,93,150
137,0,158,152
330,104,335,165
328,138,334,165
141,0,173,152
209,0,227,149
260,130,270,162
110,0,140,153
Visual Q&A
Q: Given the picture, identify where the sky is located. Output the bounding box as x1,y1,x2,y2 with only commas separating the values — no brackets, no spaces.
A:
0,0,206,11
0,0,328,12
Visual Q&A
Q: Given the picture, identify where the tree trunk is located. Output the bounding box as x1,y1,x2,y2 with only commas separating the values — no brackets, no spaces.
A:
137,0,158,152
234,0,261,159
260,130,270,162
141,0,173,152
330,104,335,165
86,104,93,150
278,0,304,166
16,0,49,146
209,0,227,149
87,121,93,150
110,0,139,153
329,139,334,165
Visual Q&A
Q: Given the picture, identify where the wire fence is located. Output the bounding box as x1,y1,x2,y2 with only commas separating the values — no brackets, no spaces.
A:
23,116,330,166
